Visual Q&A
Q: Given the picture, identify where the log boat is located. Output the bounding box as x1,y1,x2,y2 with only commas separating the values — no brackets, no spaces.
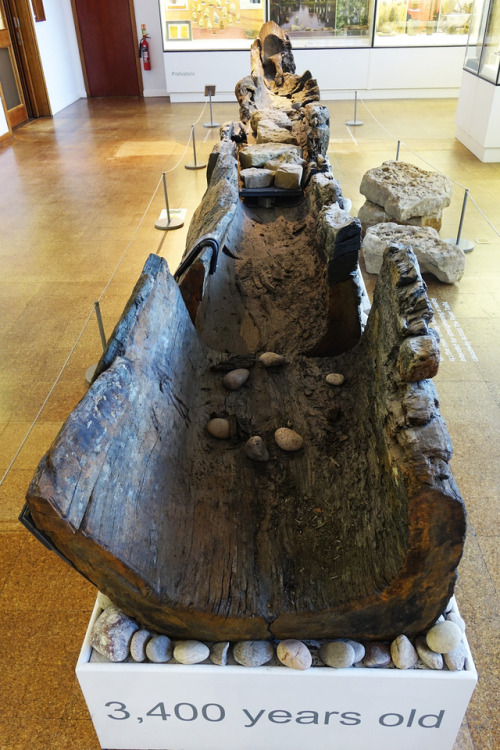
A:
23,23,466,642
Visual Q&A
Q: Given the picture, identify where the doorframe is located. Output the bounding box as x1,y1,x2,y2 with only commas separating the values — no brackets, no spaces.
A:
69,0,143,98
3,0,51,118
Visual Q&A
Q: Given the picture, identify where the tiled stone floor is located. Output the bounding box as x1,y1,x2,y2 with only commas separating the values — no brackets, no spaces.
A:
0,95,498,749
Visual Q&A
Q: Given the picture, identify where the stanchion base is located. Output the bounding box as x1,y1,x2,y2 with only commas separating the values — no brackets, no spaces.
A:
155,217,184,231
203,122,220,129
445,238,475,254
346,120,364,126
185,162,207,170
85,364,97,385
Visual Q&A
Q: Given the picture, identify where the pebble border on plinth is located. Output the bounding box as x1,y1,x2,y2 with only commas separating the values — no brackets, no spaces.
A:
89,593,471,673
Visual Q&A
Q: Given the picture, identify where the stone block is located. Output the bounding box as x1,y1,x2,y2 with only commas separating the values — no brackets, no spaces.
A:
358,200,443,233
250,108,293,132
240,168,274,189
239,143,302,169
257,119,299,145
362,223,465,284
274,163,303,189
359,161,452,221
264,152,306,172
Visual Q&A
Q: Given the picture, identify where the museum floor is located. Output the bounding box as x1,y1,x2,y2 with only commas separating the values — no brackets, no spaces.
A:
0,95,498,749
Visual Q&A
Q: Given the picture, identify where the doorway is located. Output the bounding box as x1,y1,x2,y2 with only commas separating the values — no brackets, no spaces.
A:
72,0,142,98
0,0,28,127
0,0,51,126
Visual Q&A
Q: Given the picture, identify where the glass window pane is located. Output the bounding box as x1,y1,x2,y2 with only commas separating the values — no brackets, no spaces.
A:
0,47,21,110
269,0,374,47
479,0,500,82
374,0,473,46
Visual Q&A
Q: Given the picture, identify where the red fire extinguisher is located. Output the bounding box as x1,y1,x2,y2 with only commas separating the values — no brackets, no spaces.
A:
139,34,151,71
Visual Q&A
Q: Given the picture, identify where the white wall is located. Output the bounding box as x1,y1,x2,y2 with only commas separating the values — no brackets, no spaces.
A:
32,0,86,115
133,0,168,97
165,45,466,102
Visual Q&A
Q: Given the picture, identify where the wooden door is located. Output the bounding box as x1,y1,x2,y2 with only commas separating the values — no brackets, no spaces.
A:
72,0,141,97
0,0,28,127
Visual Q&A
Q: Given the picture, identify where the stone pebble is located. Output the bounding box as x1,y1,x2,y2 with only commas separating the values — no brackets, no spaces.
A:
90,606,139,662
415,636,443,670
245,436,269,462
233,640,275,667
444,641,467,671
426,620,462,654
319,640,355,669
326,372,345,386
259,352,286,368
446,612,466,633
362,642,391,668
390,634,418,669
96,591,114,610
275,427,304,451
130,629,153,663
174,640,210,665
207,418,230,439
210,641,230,666
277,639,312,671
344,639,365,663
146,635,172,663
223,368,250,391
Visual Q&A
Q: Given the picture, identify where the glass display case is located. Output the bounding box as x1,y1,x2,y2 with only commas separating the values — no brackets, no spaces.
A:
268,0,374,48
373,0,473,46
159,0,266,51
464,0,500,82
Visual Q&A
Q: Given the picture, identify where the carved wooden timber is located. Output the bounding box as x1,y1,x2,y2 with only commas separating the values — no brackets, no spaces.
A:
24,23,465,642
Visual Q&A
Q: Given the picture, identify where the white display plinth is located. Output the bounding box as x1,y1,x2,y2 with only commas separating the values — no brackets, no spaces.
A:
77,600,477,750
456,69,500,162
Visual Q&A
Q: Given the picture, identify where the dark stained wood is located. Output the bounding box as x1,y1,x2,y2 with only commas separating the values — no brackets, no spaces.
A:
25,25,466,642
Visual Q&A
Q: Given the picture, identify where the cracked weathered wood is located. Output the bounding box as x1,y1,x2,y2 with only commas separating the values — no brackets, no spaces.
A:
25,23,465,642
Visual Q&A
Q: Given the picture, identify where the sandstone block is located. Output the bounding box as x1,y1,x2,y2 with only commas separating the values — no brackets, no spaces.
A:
240,168,274,189
362,223,465,284
239,143,302,169
360,161,452,221
274,163,303,189
264,152,306,173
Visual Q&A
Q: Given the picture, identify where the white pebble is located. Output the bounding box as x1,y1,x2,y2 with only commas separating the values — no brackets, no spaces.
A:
207,418,230,439
130,630,153,662
223,368,250,390
210,641,230,666
259,352,286,368
444,641,467,671
446,612,466,633
319,640,355,668
274,427,304,451
390,634,418,669
415,636,443,670
426,621,462,654
245,436,269,462
146,635,172,663
233,641,275,667
277,640,312,670
326,373,345,386
344,639,365,663
174,640,210,665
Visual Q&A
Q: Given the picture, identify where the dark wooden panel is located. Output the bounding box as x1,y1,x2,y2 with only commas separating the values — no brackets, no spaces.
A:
73,0,140,97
